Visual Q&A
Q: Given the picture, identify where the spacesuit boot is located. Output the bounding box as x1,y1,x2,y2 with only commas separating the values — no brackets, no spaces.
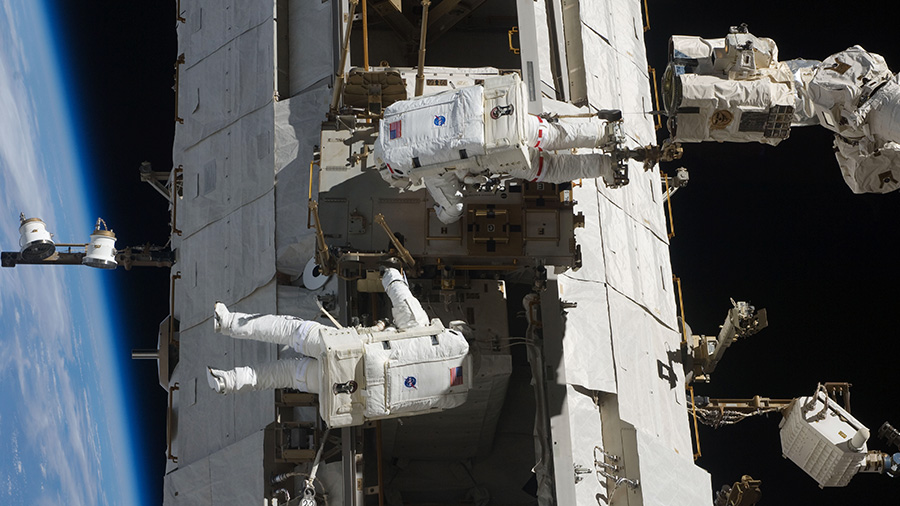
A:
206,358,321,394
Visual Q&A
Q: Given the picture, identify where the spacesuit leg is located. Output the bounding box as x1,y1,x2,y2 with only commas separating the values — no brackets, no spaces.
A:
214,302,329,356
524,114,605,151
509,150,615,186
206,358,321,394
381,267,431,329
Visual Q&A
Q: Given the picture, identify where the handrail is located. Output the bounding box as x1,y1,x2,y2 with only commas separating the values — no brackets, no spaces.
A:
673,275,687,345
174,54,186,124
308,160,320,228
169,271,181,347
414,0,432,96
362,0,370,71
331,0,359,111
663,171,675,239
688,386,701,460
508,27,520,55
641,0,650,32
648,66,661,131
171,166,183,237
167,382,180,462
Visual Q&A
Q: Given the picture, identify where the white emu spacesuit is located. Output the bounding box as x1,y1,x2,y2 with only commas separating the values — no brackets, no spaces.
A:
207,267,472,427
663,25,900,194
373,73,622,224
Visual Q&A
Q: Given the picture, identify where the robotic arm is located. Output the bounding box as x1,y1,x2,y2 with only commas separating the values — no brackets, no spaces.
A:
663,24,900,194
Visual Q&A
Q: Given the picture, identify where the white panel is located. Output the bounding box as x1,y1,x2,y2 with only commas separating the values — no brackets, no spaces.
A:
178,107,276,238
163,431,267,506
608,290,693,455
177,21,275,151
598,195,638,300
175,191,277,331
566,387,609,505
517,0,544,112
616,64,655,146
581,29,620,110
531,0,557,101
566,178,605,282
636,431,713,506
209,431,266,505
611,0,648,74
556,277,616,393
289,0,334,94
597,194,676,328
273,86,331,275
580,0,612,39
163,455,212,505
180,0,271,66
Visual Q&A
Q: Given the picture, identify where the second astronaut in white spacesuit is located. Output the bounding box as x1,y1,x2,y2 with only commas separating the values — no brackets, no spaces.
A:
206,267,472,426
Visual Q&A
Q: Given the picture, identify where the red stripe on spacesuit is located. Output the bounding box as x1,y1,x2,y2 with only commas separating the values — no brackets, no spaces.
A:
532,149,544,182
534,117,546,149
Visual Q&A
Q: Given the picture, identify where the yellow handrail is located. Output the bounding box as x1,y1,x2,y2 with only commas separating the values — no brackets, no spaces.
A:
508,27,520,55
688,386,702,460
664,171,675,239
648,66,661,131
673,275,687,345
641,0,650,32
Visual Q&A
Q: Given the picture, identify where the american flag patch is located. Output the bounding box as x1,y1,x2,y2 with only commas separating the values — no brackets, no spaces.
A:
389,121,402,140
450,366,464,386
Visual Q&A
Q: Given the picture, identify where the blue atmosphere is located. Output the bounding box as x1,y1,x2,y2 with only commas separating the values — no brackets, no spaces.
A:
0,1,143,504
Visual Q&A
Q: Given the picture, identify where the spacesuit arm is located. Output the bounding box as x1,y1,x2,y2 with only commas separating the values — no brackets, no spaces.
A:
381,267,431,328
424,172,465,224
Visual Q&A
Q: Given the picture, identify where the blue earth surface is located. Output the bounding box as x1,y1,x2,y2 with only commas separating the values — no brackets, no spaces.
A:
1,1,143,504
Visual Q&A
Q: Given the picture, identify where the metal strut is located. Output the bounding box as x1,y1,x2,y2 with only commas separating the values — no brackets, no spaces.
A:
308,200,335,275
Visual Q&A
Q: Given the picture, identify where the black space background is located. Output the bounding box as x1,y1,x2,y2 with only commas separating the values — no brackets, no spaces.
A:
48,1,900,504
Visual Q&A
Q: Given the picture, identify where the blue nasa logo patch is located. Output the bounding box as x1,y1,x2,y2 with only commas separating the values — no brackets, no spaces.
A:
404,376,417,389
433,115,446,126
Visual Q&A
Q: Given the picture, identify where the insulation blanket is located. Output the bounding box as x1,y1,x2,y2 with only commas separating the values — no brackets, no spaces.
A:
807,45,892,134
636,431,713,506
377,85,486,173
834,136,900,193
864,75,900,144
555,277,615,393
608,289,693,456
163,431,266,505
674,73,794,145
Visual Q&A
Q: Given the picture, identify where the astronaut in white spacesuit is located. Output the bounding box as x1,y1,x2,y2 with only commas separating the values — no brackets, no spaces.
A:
373,73,634,224
206,267,472,426
663,24,900,194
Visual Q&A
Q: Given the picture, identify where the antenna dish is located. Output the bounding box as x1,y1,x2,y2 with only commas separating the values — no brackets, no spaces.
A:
303,256,330,290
